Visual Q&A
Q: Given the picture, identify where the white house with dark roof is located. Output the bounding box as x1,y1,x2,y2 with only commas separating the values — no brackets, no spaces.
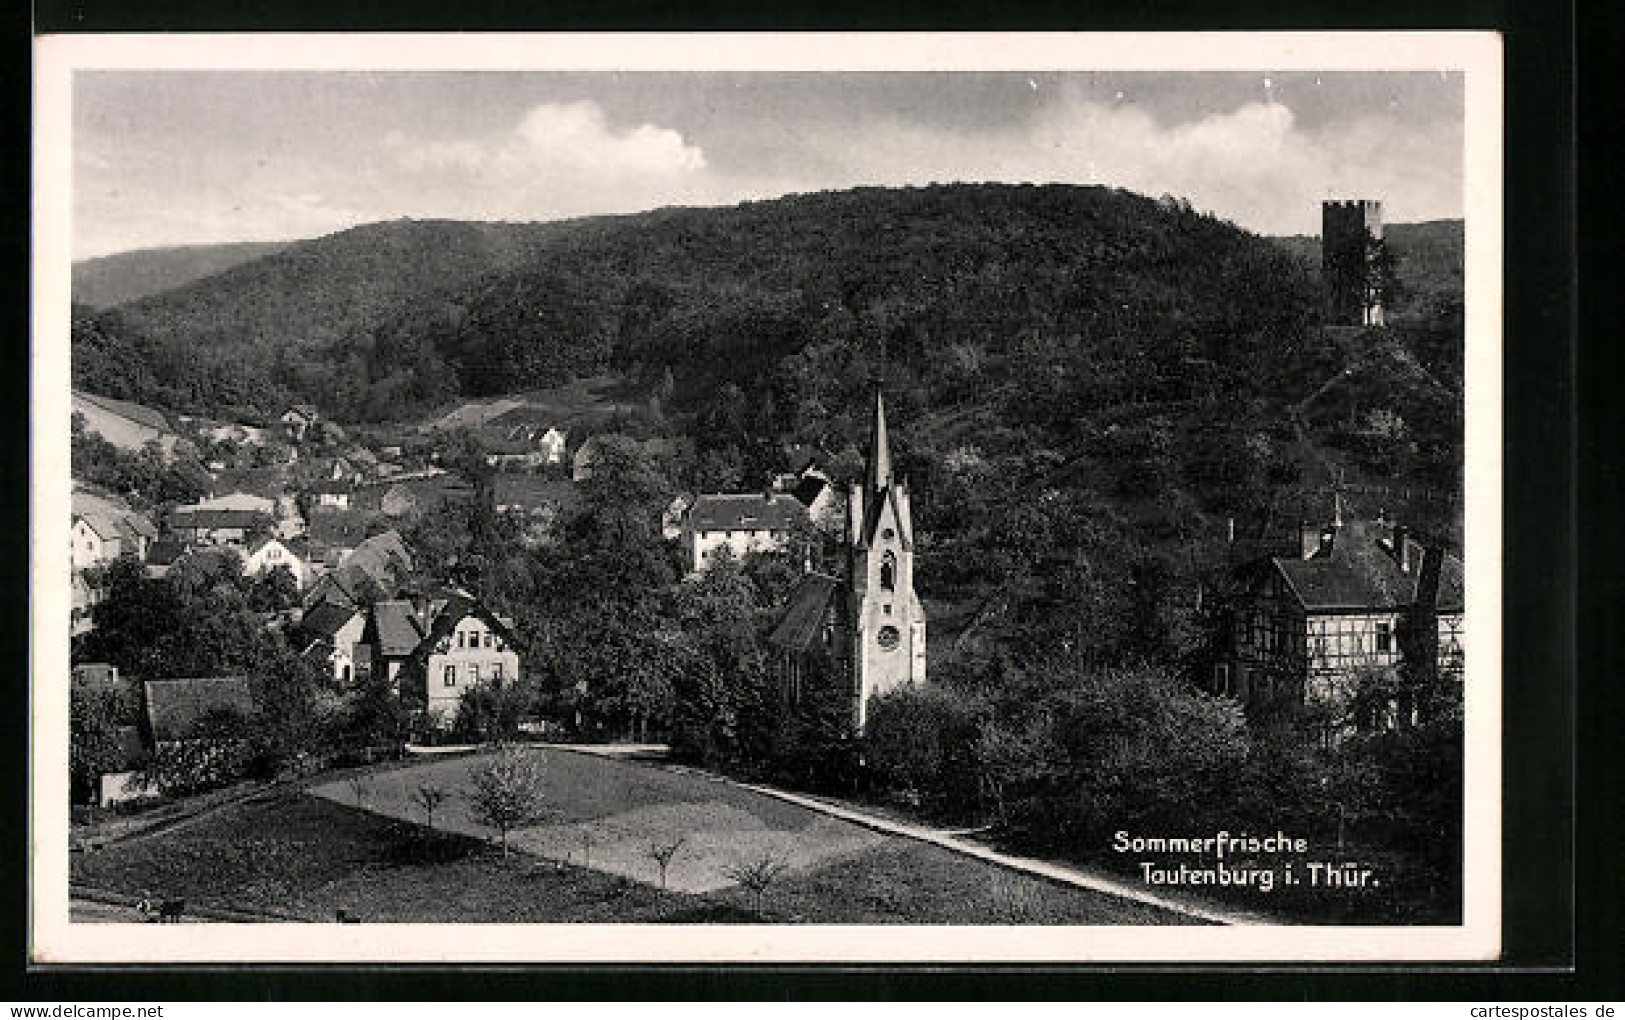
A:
241,534,312,590
682,491,808,572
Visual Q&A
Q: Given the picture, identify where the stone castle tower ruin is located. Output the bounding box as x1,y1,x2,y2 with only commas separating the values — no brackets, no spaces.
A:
1322,199,1386,327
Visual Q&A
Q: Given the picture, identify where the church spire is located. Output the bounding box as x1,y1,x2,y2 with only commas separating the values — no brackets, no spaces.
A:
866,387,893,492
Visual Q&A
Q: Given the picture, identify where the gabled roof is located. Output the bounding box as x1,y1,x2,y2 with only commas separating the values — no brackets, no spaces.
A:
767,573,846,652
370,599,428,657
791,475,829,508
343,529,413,577
1270,521,1464,613
143,677,254,742
689,493,808,533
299,601,362,640
405,594,519,664
170,507,270,531
245,533,299,559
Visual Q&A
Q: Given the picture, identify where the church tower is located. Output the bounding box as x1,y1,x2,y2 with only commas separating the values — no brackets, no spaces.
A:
844,388,926,729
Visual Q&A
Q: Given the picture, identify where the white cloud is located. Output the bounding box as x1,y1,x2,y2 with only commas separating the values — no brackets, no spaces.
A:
398,101,706,182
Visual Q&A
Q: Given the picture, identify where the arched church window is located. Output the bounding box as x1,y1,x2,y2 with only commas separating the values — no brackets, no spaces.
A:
880,551,896,591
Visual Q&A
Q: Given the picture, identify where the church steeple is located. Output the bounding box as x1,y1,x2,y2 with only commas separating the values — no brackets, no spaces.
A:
866,387,893,493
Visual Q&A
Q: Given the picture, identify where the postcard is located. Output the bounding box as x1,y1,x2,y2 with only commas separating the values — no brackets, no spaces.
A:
32,30,1503,963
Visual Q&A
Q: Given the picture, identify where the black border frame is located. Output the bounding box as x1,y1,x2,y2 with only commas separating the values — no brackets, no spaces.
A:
12,0,1603,1000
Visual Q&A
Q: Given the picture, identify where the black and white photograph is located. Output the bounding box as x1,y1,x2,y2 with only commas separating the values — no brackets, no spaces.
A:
31,32,1503,963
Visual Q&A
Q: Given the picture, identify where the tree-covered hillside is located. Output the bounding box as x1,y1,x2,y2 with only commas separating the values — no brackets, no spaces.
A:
72,240,295,309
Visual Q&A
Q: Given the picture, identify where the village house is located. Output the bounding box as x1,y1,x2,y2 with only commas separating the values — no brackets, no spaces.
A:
683,491,808,572
71,511,153,572
303,529,415,611
73,662,122,691
398,594,521,723
787,469,845,536
360,599,430,686
241,534,312,590
192,491,276,516
480,423,570,471
143,539,187,580
304,506,369,568
296,601,368,684
280,404,321,442
71,487,156,570
313,478,353,509
167,506,272,547
1216,507,1465,738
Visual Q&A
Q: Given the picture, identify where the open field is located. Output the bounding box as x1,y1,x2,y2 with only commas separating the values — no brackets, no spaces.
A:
78,749,1198,923
72,787,751,923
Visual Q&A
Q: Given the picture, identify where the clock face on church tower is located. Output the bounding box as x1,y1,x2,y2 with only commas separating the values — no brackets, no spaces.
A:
877,625,901,651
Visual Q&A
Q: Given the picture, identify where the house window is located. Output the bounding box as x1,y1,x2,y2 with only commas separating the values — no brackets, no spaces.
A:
1376,622,1392,653
484,632,493,649
443,665,456,686
469,664,481,685
341,664,352,682
457,631,466,648
1214,663,1231,695
492,662,503,682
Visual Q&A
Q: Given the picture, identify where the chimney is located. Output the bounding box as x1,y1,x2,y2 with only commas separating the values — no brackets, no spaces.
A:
1226,517,1235,544
1393,524,1412,572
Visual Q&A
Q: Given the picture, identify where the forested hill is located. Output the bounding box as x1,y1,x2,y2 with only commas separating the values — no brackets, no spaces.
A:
79,185,1330,419
72,240,295,309
73,185,1462,516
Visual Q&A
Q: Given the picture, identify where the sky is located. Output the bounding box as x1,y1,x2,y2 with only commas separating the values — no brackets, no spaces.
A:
71,70,1464,260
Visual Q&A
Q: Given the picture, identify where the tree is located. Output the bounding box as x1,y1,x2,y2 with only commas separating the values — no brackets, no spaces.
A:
144,707,253,797
413,783,450,832
466,747,544,856
723,852,790,917
70,684,133,805
645,837,687,890
248,565,301,612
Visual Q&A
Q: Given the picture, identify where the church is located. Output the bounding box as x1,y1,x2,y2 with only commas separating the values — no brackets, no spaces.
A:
767,388,926,731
